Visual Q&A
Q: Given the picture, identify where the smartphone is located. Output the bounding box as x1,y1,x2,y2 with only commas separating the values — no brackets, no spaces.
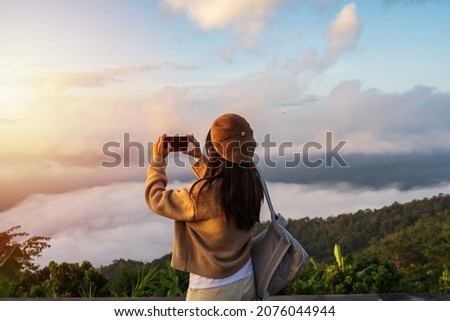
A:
163,136,189,152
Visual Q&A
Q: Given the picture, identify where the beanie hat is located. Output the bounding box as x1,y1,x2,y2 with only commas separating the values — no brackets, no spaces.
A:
210,113,256,164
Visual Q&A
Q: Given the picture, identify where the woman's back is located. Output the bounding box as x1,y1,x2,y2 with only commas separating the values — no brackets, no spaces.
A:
145,113,262,300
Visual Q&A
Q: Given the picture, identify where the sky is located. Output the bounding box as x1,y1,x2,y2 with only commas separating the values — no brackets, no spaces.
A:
1,0,450,267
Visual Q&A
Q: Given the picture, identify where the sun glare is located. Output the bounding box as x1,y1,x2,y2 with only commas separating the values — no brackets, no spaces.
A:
0,62,45,118
0,85,26,118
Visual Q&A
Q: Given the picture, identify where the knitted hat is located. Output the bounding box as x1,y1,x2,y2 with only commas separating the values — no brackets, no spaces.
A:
210,113,256,164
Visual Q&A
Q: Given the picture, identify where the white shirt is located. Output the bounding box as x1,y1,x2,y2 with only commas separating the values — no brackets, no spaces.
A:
188,258,254,289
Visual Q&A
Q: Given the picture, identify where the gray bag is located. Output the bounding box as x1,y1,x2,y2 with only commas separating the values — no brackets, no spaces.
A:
251,174,308,300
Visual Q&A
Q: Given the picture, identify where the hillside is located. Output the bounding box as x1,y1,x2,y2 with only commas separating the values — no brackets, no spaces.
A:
134,192,449,294
131,193,450,270
285,193,450,263
135,193,450,267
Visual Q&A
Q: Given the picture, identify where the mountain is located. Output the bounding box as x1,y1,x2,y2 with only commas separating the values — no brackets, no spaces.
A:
285,193,450,263
113,193,449,267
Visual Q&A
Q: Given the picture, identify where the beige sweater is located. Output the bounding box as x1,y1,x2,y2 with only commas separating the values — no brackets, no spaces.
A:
145,160,252,279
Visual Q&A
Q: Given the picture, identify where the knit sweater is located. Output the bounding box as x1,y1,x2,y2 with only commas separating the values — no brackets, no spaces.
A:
144,159,253,279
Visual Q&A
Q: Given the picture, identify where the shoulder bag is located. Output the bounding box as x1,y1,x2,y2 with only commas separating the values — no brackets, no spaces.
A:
251,172,309,300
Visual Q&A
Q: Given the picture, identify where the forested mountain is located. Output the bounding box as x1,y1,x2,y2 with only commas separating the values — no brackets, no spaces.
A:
135,193,449,285
285,193,450,263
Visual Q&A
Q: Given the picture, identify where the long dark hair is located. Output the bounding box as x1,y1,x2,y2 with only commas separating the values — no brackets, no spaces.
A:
191,130,264,231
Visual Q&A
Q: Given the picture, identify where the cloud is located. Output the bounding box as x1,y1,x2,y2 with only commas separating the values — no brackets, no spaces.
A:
5,78,450,193
324,3,362,62
0,161,146,212
2,180,449,267
0,118,23,124
2,77,450,213
305,81,450,154
259,151,450,190
1,62,195,94
215,76,450,154
203,71,450,156
0,181,177,266
161,0,289,32
43,63,196,93
284,2,362,74
161,0,293,58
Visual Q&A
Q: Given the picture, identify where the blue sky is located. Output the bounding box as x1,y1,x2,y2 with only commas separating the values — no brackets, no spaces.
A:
2,0,449,96
1,0,450,265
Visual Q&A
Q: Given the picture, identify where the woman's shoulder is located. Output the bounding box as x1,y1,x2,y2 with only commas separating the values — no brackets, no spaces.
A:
190,176,223,194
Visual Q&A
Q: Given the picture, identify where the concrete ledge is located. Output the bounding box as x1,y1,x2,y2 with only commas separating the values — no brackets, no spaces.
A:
270,294,450,301
2,294,449,301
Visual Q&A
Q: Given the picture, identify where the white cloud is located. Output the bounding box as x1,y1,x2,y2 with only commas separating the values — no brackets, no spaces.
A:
2,180,449,267
162,0,289,33
2,77,450,215
324,3,362,63
2,63,196,94
195,69,450,155
304,81,450,154
0,181,179,266
161,0,293,58
284,2,362,74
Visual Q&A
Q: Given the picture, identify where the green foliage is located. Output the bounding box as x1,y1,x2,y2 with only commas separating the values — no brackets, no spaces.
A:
290,244,401,295
282,194,450,295
0,226,50,272
354,210,450,294
107,258,188,298
360,210,450,271
8,261,109,298
0,226,50,297
0,245,22,296
152,261,188,297
42,261,109,298
8,268,49,297
438,264,450,293
107,259,142,297
129,265,160,297
288,194,450,263
333,244,344,271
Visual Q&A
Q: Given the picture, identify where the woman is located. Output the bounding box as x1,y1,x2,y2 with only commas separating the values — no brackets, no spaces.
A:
145,113,264,301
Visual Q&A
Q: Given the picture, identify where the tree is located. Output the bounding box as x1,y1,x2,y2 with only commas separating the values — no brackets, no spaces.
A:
0,226,50,296
0,226,50,272
360,210,450,271
42,261,110,297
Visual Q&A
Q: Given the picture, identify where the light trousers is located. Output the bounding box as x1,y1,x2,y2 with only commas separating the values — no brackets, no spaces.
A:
186,274,256,301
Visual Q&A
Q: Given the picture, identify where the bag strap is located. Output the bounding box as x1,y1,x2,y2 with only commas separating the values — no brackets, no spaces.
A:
258,168,287,227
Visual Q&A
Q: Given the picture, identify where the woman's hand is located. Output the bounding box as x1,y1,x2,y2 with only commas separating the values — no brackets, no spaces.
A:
182,134,203,159
152,134,170,164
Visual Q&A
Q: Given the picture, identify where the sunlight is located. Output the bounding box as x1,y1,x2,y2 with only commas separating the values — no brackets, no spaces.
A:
0,62,40,119
0,85,26,118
